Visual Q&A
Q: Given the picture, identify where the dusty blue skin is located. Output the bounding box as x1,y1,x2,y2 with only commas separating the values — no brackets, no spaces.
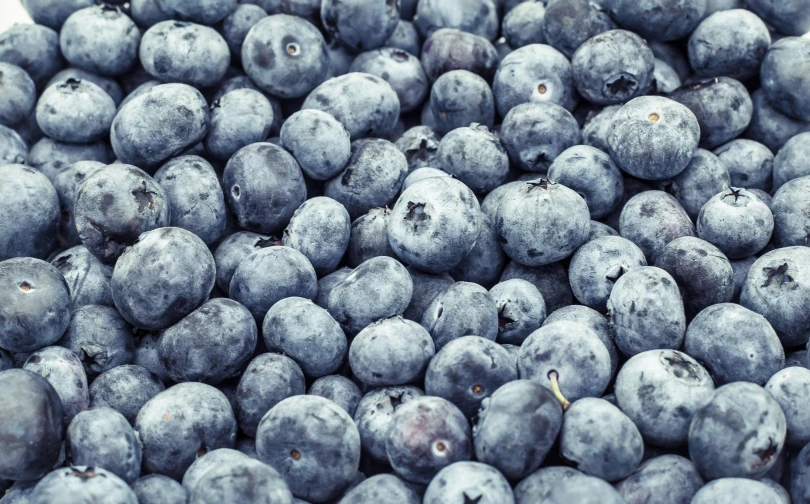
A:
607,266,686,356
0,125,26,165
543,306,620,379
451,214,507,289
89,364,165,424
314,267,352,309
474,380,562,480
745,89,810,153
609,96,700,180
328,256,413,335
0,62,35,126
59,5,140,76
384,20,421,56
514,466,583,504
615,350,714,447
0,369,63,481
324,138,408,220
653,58,681,93
423,461,514,504
302,73,400,140
588,221,619,240
746,0,810,35
387,177,481,273
29,466,138,504
0,258,70,354
140,20,229,87
132,475,188,504
183,448,249,492
568,235,647,312
153,156,226,246
792,438,810,503
257,395,361,503
235,353,305,437
0,24,62,89
429,70,494,134
386,396,472,485
415,0,498,40
66,407,141,484
655,236,734,318
188,457,293,504
480,180,523,218
346,208,396,267
668,78,753,149
205,89,274,161
609,0,706,41
263,297,347,378
213,75,283,135
560,398,644,481
772,176,810,247
229,246,317,321
582,104,621,152
774,132,810,190
616,455,704,504
281,110,351,181
58,304,134,375
501,103,581,173
158,298,257,385
350,48,428,113
697,187,774,259
353,385,424,462
713,138,774,192
36,78,114,143
421,282,498,349
618,191,696,262
340,474,420,504
308,375,361,417
693,478,783,504
420,28,499,82
572,30,654,106
518,321,611,401
242,15,328,99
766,367,810,448
224,142,306,234
350,316,434,387
688,9,770,81
48,246,110,308
136,382,237,480
494,44,577,118
436,124,508,194
403,168,451,189
282,197,350,275
761,38,810,122
24,346,88,424
53,161,106,247
501,261,573,314
155,0,236,24
19,0,94,30
28,136,112,183
133,331,171,384
685,303,784,386
222,4,267,58
502,1,546,48
47,67,124,106
0,165,60,260
396,127,441,174
321,0,399,52
403,268,453,322
488,279,546,345
496,179,590,266
661,148,730,220
689,382,786,480
213,231,279,292
111,84,210,168
112,228,215,330
548,145,624,219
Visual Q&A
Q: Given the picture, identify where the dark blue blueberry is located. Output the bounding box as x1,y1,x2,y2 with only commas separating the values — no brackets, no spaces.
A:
581,104,621,152
155,0,235,24
414,0,498,40
340,474,420,504
182,448,250,492
58,304,134,375
353,385,424,462
653,58,682,94
229,246,317,321
713,139,775,192
588,220,619,240
235,353,305,437
761,37,810,121
0,125,26,165
136,382,237,480
614,349,714,447
213,75,283,135
50,245,113,308
29,466,138,504
256,395,361,502
609,0,707,42
500,260,574,314
744,89,810,153
350,48,428,114
502,1,546,49
543,305,620,379
494,44,577,118
263,297,347,378
384,20,421,57
420,28,498,83
60,5,140,76
430,70,494,134
188,457,293,504
697,187,774,259
660,148,730,220
132,474,188,504
548,145,624,219
350,316,434,387
65,407,141,483
308,375,361,416
500,102,581,172
280,109,351,181
514,467,583,504
688,9,771,81
692,478,783,504
89,364,165,423
24,346,89,424
423,461,513,503
618,190,696,262
403,268,453,322
140,20,230,87
688,382,786,480
321,0,400,52
19,0,94,30
420,281,498,349
0,62,35,127
386,396,472,484
766,367,810,448
616,455,705,504
346,208,396,267
222,3,267,58
0,23,63,88
282,197,350,275
774,132,810,190
451,214,508,289
314,266,352,309
133,331,171,384
488,279,546,345
746,0,810,35
204,89,274,161
772,175,810,248
213,231,279,292
0,165,59,260
436,124,508,194
543,0,616,59
52,161,106,247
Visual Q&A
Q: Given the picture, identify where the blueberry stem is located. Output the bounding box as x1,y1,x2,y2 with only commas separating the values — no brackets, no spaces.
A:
547,370,570,410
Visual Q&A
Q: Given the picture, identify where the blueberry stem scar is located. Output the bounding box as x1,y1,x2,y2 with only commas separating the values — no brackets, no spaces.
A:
547,370,570,410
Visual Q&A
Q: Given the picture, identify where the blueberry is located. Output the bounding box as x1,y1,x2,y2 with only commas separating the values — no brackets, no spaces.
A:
430,70,494,134
765,367,810,449
502,1,546,49
385,396,472,484
403,167,451,189
744,89,810,153
257,395,361,502
713,138,774,191
52,161,106,247
607,266,686,356
58,304,134,375
581,104,621,152
513,466,583,504
774,132,810,190
0,165,60,260
488,279,546,345
772,175,810,248
420,28,499,82
280,109,351,181
346,208,396,267
28,136,112,183
384,20,421,56
420,281,498,349
761,37,810,121
493,44,577,117
436,124,508,194
745,0,810,36
302,73,400,140
60,5,141,76
691,478,783,504
618,191,696,262
19,0,94,30
451,214,509,289
501,103,581,172
182,448,250,492
548,145,624,219
688,9,770,81
155,0,236,24
423,461,513,503
188,457,293,504
387,177,482,273
340,474,420,504
0,62,35,127
229,246,317,321
282,197,351,275
221,3,267,58
321,0,399,52
263,297,347,378
500,260,574,314
129,0,173,27
89,364,165,423
136,382,237,480
212,232,279,292
140,20,230,87
615,455,705,504
542,305,620,379
350,48,428,114
350,316,434,387
403,268,454,322
661,148,731,220
495,179,590,266
111,83,210,168
696,187,774,259
65,407,142,484
29,466,138,504
0,23,62,89
132,475,188,504
414,0,499,41
0,125,26,165
353,385,424,462
235,353,305,437
23,346,88,424
314,266,353,309
133,331,171,384
0,369,63,481
588,220,620,240
204,89,275,161
609,0,707,42
213,75,283,134
308,375,362,417
653,58,682,94
474,380,562,480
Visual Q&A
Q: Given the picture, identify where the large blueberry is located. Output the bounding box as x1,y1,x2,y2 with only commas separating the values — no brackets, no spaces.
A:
618,190,696,262
19,0,94,30
155,0,236,24
500,260,574,314
282,197,350,275
58,304,134,375
420,28,498,82
89,364,165,423
500,102,581,172
321,0,400,52
350,48,428,113
609,0,707,41
713,138,774,192
514,467,583,504
280,109,351,181
543,0,616,58
420,282,498,349
696,187,774,259
772,176,810,248
451,214,508,289
616,455,704,504
0,125,26,165
347,208,396,267
403,268,454,322
350,316,434,387
140,20,230,87
308,375,361,417
423,462,514,504
204,89,275,161
0,165,59,261
414,0,498,40
660,148,730,220
66,407,142,483
761,37,810,121
353,385,424,462
340,474,420,504
0,24,62,88
29,466,138,504
188,457,292,504
745,89,810,154
52,161,107,247
488,279,546,345
547,145,624,219
766,367,810,448
60,5,140,76
24,346,89,424
691,478,783,504
543,306,620,379
688,9,770,81
132,475,188,504
774,132,810,190
436,124,508,194
429,70,494,134
221,3,267,58
0,62,35,127
502,1,546,49
182,448,250,492
35,78,115,144
235,353,305,437
28,136,112,183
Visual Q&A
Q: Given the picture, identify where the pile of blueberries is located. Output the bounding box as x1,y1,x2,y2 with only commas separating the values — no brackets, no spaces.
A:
2,0,810,502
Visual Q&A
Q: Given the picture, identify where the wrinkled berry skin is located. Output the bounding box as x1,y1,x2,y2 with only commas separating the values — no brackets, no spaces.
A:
688,382,786,480
235,353,305,438
616,455,704,504
609,0,707,42
697,188,774,259
280,109,351,181
0,369,64,482
59,304,134,376
420,28,499,83
772,176,810,248
420,282,498,350
283,197,350,276
140,21,230,88
688,9,770,81
0,164,60,261
66,407,142,484
568,236,647,312
761,37,810,122
29,466,139,504
89,364,165,424
351,316,435,387
619,190,696,262
60,5,141,76
615,350,714,447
